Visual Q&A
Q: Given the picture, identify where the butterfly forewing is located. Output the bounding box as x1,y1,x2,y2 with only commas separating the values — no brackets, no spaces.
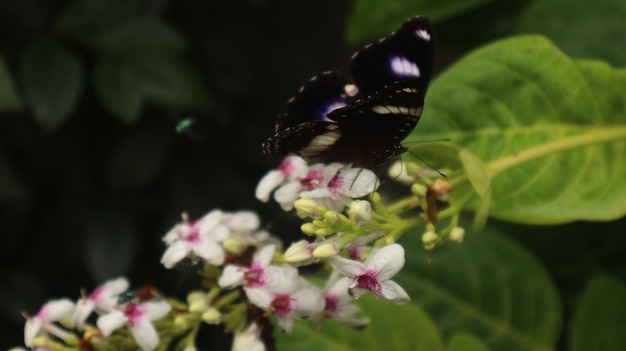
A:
351,16,434,98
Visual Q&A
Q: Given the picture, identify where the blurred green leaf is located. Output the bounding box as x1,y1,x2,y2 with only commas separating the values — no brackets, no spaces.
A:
410,35,626,224
346,0,495,44
18,39,83,132
569,275,626,351
276,297,445,351
84,207,136,281
94,55,208,123
448,333,491,351
399,226,561,351
93,57,145,124
517,0,626,67
0,150,23,201
106,127,172,190
86,18,187,58
0,56,21,110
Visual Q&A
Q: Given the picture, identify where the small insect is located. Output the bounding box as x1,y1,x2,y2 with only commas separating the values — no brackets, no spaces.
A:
175,116,196,134
262,16,434,168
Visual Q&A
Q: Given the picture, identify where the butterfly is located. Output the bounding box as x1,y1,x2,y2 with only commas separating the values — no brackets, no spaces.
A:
262,16,434,167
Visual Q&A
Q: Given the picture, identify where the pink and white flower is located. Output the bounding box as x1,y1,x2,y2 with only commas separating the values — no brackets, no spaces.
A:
300,167,379,212
72,277,129,329
161,211,228,268
321,276,370,327
218,245,299,293
24,299,75,347
232,323,266,351
329,244,410,304
244,279,325,333
255,156,309,204
97,300,171,351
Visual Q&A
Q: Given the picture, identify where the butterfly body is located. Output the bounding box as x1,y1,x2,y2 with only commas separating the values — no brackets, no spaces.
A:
263,16,434,167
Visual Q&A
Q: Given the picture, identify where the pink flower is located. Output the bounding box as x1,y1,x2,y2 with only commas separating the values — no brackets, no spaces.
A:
97,300,171,351
218,245,299,293
72,277,129,329
24,299,75,347
330,244,409,304
300,167,379,212
161,211,228,268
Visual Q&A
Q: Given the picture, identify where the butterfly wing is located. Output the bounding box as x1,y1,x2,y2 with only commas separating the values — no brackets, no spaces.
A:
350,16,434,98
274,71,359,132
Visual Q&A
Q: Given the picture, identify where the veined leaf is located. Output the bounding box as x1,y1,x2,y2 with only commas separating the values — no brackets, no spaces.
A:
398,226,561,351
569,275,626,351
276,296,445,351
409,35,626,224
448,333,491,351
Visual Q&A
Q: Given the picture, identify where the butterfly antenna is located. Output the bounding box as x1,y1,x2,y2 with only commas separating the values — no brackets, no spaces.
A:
405,149,446,177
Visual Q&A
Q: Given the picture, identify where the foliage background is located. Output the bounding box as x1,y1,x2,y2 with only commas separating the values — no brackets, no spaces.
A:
0,0,624,350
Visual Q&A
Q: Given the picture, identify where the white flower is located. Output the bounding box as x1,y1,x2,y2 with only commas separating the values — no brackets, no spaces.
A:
329,244,409,304
232,323,266,351
72,277,130,329
24,299,75,347
300,167,379,212
255,156,309,203
321,277,370,327
218,245,299,293
97,300,171,351
244,279,325,333
161,211,228,268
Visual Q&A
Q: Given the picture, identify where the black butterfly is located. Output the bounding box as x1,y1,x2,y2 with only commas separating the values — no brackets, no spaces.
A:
262,16,434,167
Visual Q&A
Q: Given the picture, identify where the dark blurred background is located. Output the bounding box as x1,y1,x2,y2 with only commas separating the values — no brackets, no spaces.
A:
1,0,624,349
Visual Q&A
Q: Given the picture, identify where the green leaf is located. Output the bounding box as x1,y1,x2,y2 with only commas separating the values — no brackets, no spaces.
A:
0,56,21,110
86,18,187,58
93,57,145,124
398,226,561,351
106,127,172,190
18,39,83,132
276,297,445,351
517,0,626,67
569,275,626,351
0,149,23,200
410,35,626,224
346,0,495,44
448,333,491,351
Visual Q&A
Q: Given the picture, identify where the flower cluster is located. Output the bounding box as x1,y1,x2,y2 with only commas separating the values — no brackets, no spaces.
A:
17,155,461,351
22,277,171,350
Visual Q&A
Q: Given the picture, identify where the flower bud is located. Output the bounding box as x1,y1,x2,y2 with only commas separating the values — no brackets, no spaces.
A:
348,200,372,225
284,240,314,266
422,230,438,250
449,227,465,243
324,211,340,224
388,160,416,185
411,183,427,197
223,238,246,255
187,291,206,304
202,307,222,324
294,198,324,219
300,223,318,236
313,242,339,259
189,299,208,313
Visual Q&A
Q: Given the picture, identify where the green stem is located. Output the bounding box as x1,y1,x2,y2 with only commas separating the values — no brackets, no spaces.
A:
488,126,626,176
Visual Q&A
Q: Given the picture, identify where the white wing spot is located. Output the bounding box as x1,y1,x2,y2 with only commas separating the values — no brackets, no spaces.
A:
344,84,359,97
416,29,431,41
389,56,420,78
372,105,412,115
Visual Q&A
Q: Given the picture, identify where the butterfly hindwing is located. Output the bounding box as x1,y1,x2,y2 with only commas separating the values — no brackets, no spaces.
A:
276,71,359,132
263,16,434,167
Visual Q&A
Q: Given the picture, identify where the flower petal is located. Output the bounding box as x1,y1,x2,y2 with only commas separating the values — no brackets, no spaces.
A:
192,239,225,266
218,265,246,289
39,299,75,321
335,168,379,197
160,241,189,269
264,266,299,293
292,287,324,317
97,310,127,336
24,318,42,347
130,317,159,351
225,211,260,232
330,256,366,278
144,301,171,320
253,245,276,266
255,170,285,202
244,287,273,310
365,244,405,281
274,182,301,210
378,280,410,304
71,299,95,330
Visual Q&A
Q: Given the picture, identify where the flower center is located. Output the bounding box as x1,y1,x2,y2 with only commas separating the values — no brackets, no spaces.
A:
300,170,325,190
355,270,381,295
324,294,339,312
124,302,146,325
243,263,265,287
270,295,293,317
